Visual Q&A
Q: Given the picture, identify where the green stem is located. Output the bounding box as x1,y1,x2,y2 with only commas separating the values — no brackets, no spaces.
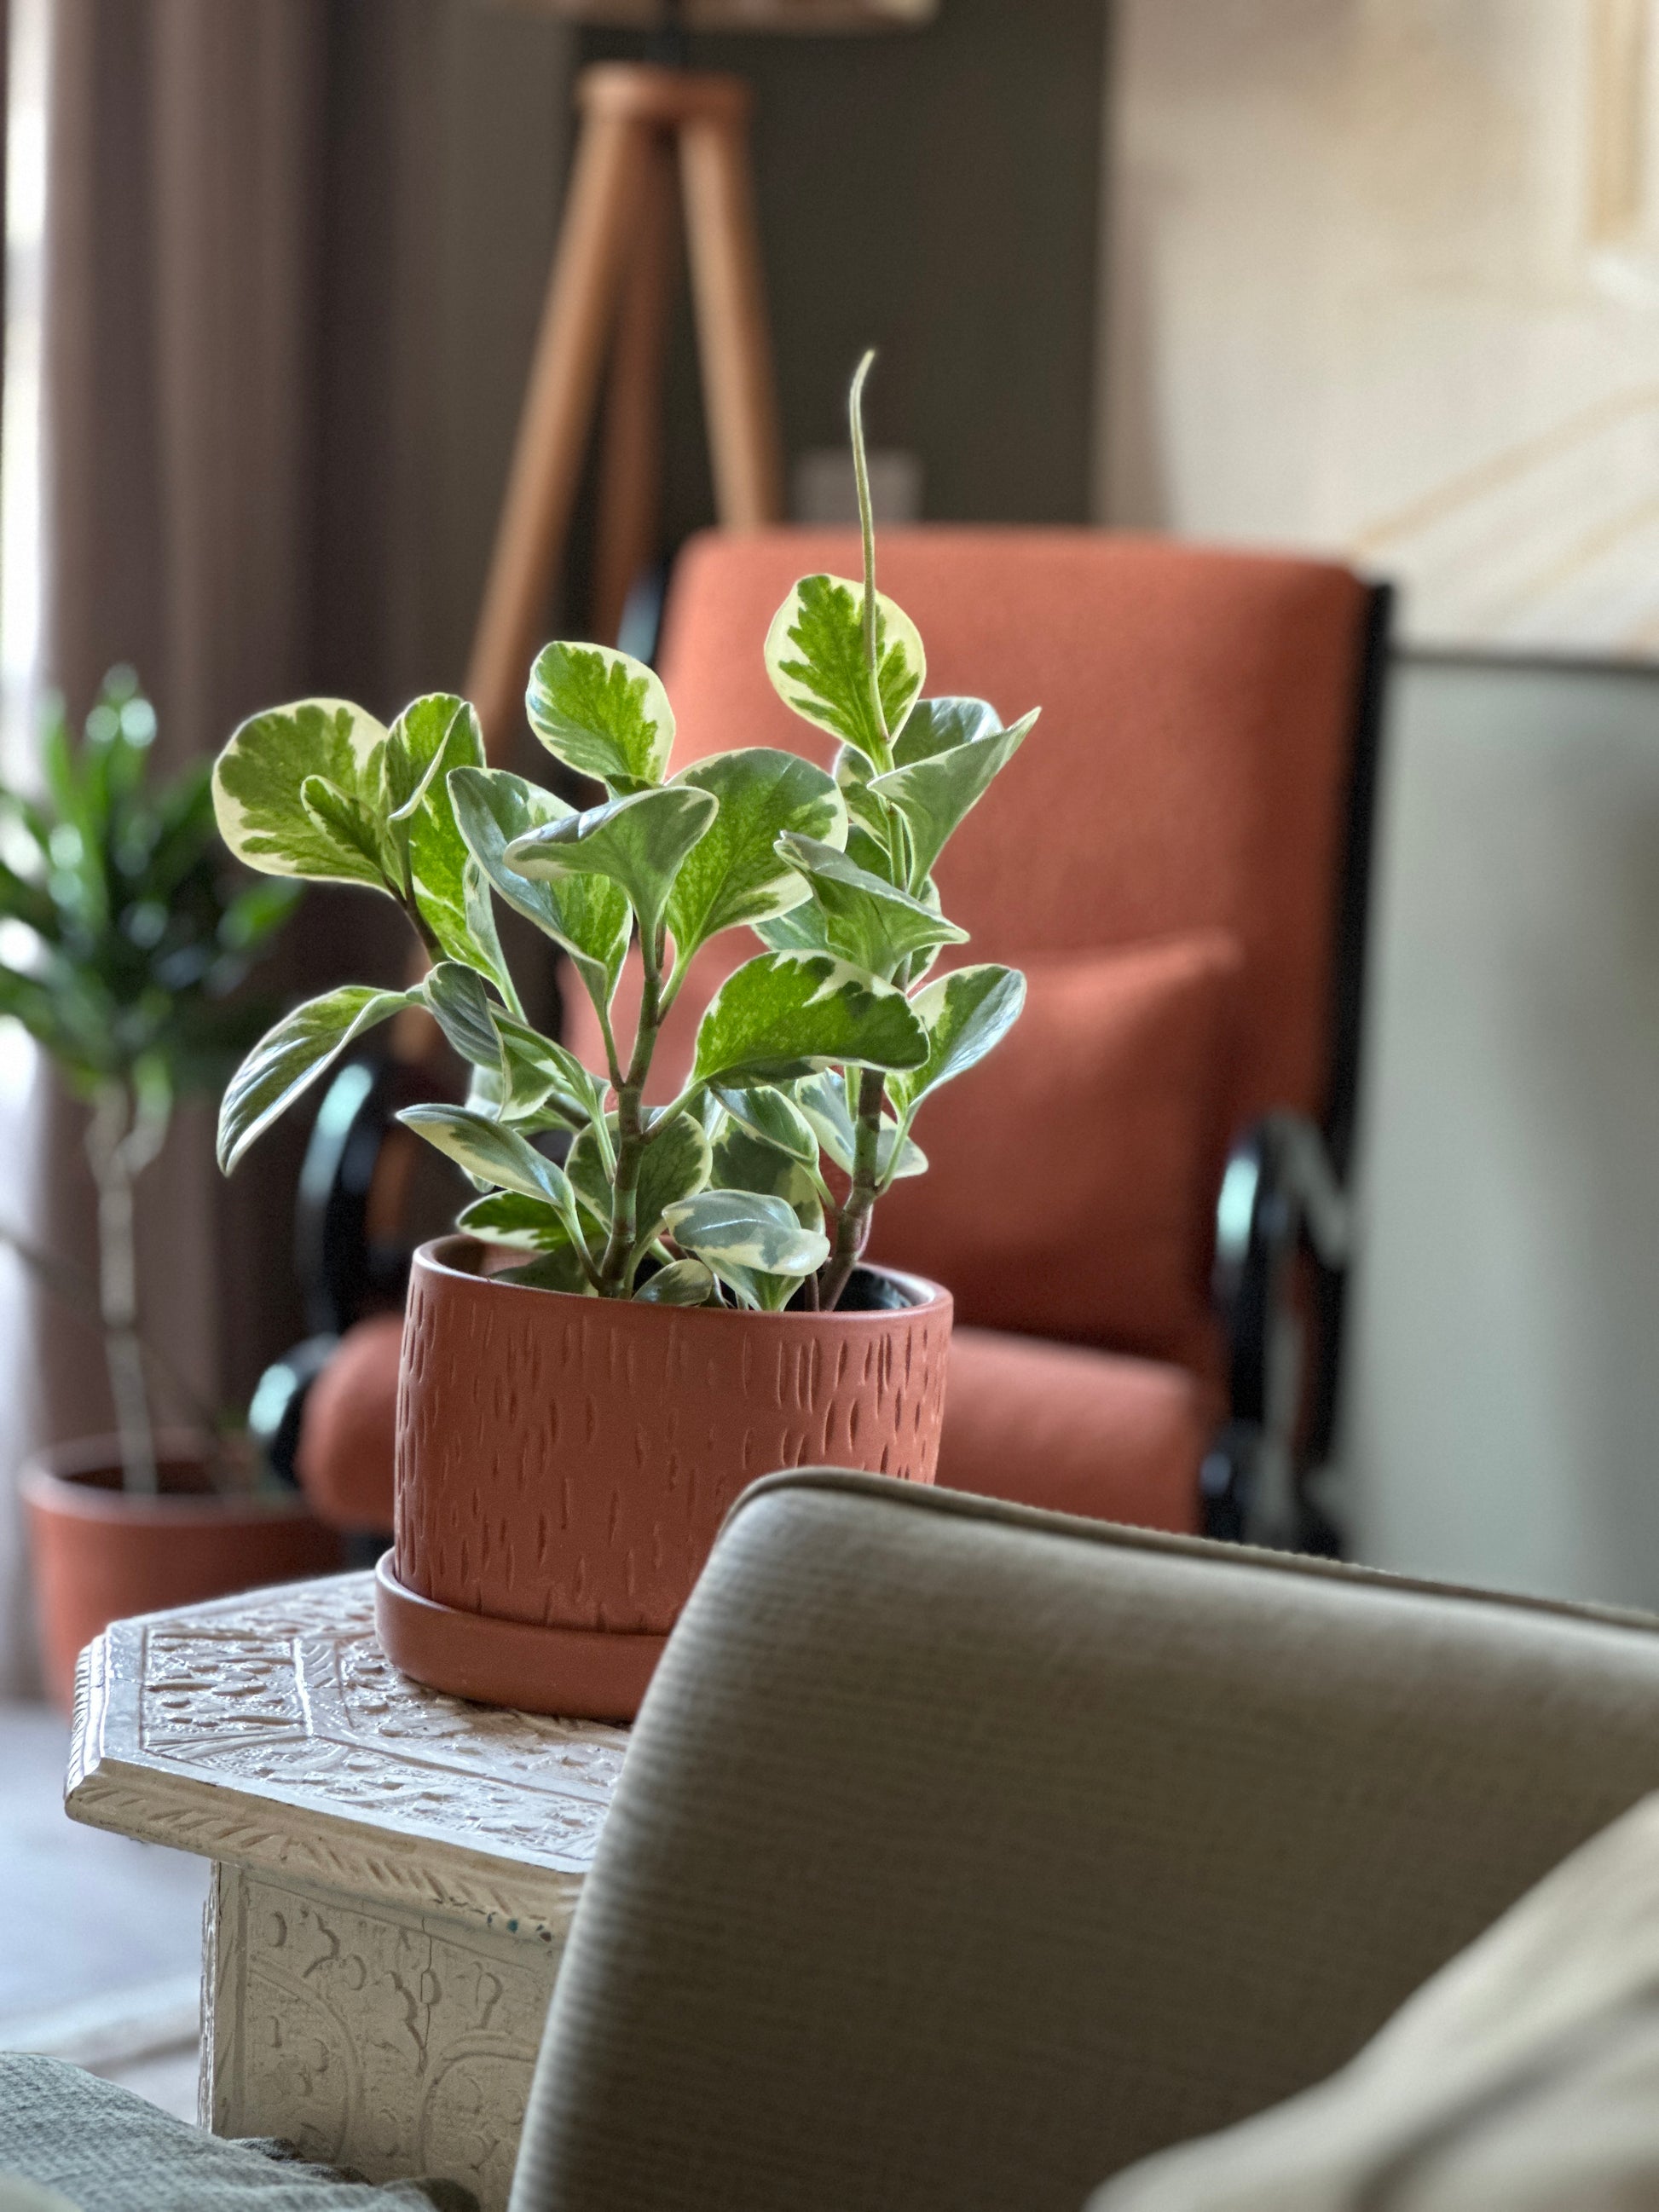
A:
849,349,893,774
598,934,664,1291
818,1066,886,1311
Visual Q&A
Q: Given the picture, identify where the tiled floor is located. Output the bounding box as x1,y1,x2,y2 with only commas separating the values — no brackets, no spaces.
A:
0,1700,205,2121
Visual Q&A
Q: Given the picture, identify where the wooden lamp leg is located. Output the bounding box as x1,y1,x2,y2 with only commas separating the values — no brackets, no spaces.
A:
679,100,785,529
592,138,679,653
466,102,654,760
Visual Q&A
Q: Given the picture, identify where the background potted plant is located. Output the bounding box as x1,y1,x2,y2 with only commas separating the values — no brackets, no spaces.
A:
213,358,1034,1718
12,668,339,1705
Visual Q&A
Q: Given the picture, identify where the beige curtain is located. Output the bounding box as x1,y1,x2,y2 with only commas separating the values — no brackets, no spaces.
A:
0,0,573,1693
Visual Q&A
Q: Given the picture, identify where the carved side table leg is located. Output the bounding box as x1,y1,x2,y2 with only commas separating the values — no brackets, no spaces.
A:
203,1866,562,2208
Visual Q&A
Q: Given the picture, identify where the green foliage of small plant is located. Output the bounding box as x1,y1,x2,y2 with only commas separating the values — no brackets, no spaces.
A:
213,358,1035,1313
0,667,300,1487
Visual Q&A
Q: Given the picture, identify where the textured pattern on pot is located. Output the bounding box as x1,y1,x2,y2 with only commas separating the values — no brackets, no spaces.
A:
394,1237,950,1638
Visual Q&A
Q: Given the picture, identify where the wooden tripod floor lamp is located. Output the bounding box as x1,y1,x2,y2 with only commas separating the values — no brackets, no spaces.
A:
468,0,938,761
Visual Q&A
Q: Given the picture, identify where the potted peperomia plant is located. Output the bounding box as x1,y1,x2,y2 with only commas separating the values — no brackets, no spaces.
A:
212,356,1035,1718
10,670,338,1706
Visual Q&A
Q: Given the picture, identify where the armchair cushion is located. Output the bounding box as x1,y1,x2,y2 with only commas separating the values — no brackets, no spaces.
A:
940,1326,1208,1531
866,932,1242,1367
1094,1789,1659,2211
505,1471,1659,2212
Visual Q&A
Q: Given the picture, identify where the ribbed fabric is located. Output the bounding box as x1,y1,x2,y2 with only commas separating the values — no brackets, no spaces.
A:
0,2055,472,2210
506,1473,1659,2212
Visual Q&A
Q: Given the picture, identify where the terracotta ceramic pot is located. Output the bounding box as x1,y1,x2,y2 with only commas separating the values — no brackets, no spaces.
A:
22,1432,345,1708
374,1235,952,1721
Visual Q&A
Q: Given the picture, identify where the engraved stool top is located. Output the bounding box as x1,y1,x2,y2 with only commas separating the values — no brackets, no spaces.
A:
66,1573,627,1938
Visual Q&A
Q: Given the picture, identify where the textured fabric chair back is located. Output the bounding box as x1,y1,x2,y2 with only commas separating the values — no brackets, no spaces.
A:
653,528,1378,1135
507,1474,1659,2212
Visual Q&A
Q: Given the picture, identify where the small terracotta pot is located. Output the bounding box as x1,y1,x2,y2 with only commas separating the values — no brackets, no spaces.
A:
22,1431,345,1708
375,1235,952,1721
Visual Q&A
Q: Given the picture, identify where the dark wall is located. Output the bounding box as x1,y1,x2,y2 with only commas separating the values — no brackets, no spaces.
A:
585,0,1107,546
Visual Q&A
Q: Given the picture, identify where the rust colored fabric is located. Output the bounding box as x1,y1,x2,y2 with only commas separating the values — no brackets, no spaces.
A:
296,1312,403,1533
865,933,1242,1369
939,1328,1208,1534
645,526,1372,1138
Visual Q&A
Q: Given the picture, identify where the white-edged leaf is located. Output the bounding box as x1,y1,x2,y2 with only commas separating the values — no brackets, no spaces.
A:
666,748,846,958
393,696,507,987
869,706,1038,888
299,776,390,880
774,832,967,976
398,1105,581,1223
505,783,717,943
893,695,1004,766
794,1068,927,1181
217,985,416,1173
888,963,1027,1119
635,1258,716,1306
692,951,928,1087
492,1245,595,1297
456,1191,574,1251
663,1187,829,1311
214,698,392,889
422,961,502,1069
527,641,673,790
711,1083,819,1166
449,765,630,1014
710,1122,823,1233
633,1112,714,1253
764,574,924,771
491,1011,606,1124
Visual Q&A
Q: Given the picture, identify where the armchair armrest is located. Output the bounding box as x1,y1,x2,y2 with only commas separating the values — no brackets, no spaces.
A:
1205,1111,1350,1551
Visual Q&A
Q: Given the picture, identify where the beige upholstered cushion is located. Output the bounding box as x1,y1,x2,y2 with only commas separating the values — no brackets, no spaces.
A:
1094,1790,1659,2210
506,1472,1659,2212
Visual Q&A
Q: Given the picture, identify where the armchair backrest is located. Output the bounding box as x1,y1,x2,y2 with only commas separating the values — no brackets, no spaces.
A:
507,1474,1659,2212
650,528,1386,1146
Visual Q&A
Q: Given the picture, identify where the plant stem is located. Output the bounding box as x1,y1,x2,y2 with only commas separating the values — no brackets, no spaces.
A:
849,350,893,773
85,1083,159,1494
818,1067,886,1311
598,934,664,1292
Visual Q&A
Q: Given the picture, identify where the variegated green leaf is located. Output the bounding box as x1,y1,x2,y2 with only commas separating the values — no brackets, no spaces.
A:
506,784,717,944
635,1257,716,1306
794,1068,928,1182
491,1011,606,1125
398,1104,581,1223
774,833,967,978
710,1120,823,1233
300,776,392,881
666,748,845,960
456,1191,573,1250
711,1083,819,1166
448,765,630,1015
214,699,394,889
391,696,508,988
492,1244,594,1297
869,707,1038,889
634,1112,714,1252
892,695,1003,766
692,952,928,1087
422,961,501,1069
527,641,673,791
662,1187,829,1311
217,984,417,1173
764,574,924,772
565,1123,614,1227
888,963,1026,1120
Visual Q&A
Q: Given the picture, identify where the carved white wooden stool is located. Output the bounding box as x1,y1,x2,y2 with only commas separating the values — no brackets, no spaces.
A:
65,1572,626,2211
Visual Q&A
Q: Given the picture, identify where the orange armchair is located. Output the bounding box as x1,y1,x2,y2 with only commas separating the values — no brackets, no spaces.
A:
276,528,1388,1550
